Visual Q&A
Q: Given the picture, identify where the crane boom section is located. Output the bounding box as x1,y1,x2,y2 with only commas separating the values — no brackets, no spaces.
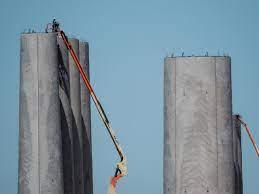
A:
237,115,259,157
59,31,127,177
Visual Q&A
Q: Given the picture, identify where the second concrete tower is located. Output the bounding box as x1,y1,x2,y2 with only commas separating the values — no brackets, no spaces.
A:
164,56,234,194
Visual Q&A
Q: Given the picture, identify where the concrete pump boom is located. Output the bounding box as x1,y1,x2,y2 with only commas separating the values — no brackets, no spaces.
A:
236,115,259,157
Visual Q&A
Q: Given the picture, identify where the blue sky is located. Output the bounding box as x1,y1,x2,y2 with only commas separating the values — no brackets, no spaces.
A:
0,0,258,193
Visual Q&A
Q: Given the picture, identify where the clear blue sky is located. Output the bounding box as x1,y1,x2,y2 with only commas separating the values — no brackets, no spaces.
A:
0,0,258,193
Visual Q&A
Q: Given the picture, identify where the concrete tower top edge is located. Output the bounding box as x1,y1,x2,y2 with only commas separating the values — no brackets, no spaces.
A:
21,32,89,44
20,33,58,42
164,55,231,65
21,32,58,36
165,55,231,59
79,41,89,46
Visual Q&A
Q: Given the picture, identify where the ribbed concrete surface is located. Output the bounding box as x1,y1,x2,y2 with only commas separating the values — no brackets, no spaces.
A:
58,36,75,194
232,115,243,194
79,42,93,194
68,38,84,194
216,57,234,194
19,33,63,194
164,56,234,194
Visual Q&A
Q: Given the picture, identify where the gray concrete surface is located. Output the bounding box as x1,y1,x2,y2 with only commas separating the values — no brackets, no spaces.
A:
79,42,93,194
216,57,234,194
19,33,63,194
58,36,75,194
59,87,75,194
164,56,234,194
68,38,84,194
232,115,243,194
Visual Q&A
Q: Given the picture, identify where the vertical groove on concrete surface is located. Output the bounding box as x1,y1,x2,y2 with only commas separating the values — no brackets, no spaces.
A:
79,42,93,194
68,38,84,194
58,37,75,194
164,56,234,194
37,35,40,194
19,33,63,194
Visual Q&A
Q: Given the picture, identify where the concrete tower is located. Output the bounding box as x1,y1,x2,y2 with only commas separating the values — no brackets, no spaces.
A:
164,56,235,194
19,32,93,194
19,33,63,194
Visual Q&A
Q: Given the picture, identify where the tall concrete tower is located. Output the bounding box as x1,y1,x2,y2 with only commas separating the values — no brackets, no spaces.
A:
164,56,239,194
19,32,93,194
19,33,63,194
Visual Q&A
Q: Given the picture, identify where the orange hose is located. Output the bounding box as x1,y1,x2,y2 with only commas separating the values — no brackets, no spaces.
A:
237,115,259,157
243,123,259,157
60,31,94,94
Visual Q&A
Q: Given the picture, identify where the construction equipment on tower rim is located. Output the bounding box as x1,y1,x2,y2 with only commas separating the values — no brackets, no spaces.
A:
236,114,259,157
47,19,127,194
